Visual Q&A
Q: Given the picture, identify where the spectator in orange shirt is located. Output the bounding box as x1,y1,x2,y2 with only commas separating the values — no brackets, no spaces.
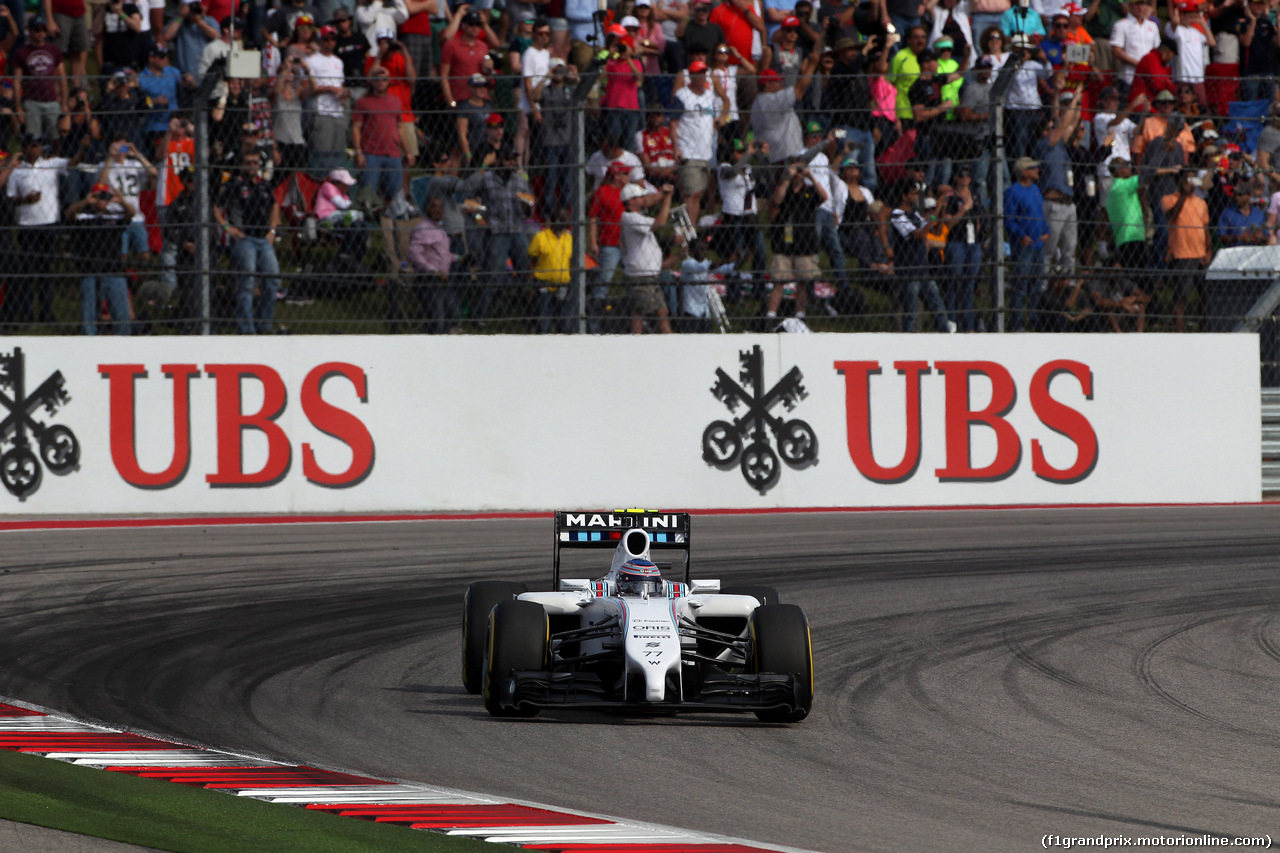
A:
1131,89,1195,159
1161,168,1212,332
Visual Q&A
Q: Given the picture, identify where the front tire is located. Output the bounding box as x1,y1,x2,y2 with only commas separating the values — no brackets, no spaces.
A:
483,600,548,718
748,603,813,723
462,581,527,694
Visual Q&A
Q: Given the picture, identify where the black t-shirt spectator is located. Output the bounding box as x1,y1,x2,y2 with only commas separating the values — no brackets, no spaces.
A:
102,2,144,70
1240,15,1278,76
219,174,277,237
944,192,984,245
1211,0,1244,35
70,210,130,275
681,21,725,56
908,76,944,134
335,34,368,82
823,54,872,130
95,88,151,149
771,183,823,254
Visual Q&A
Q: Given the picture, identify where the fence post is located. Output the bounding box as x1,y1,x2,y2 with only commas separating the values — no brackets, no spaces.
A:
571,101,587,334
993,102,1006,334
193,66,224,336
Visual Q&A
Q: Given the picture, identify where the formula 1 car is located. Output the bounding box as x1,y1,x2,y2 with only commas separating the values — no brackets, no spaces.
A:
461,510,813,722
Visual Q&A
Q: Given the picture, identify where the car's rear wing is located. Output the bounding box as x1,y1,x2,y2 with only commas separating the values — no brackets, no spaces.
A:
553,510,692,588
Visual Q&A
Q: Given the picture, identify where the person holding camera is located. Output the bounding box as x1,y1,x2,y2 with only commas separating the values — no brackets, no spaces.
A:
163,0,220,78
66,181,133,335
765,159,825,323
101,0,144,72
717,136,769,281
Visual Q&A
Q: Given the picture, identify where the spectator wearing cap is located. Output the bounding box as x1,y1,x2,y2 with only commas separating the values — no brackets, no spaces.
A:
1125,39,1176,106
1001,0,1045,37
353,66,406,208
441,9,500,109
673,58,728,223
953,56,995,205
285,12,321,60
1239,0,1278,102
137,44,182,147
263,0,320,50
302,24,347,175
366,29,418,167
587,160,629,328
94,69,149,154
7,133,74,325
315,167,370,260
455,72,494,163
1004,156,1049,331
619,179,675,334
820,36,876,191
164,1,219,79
767,14,805,88
100,0,144,73
1103,156,1148,295
65,181,133,335
13,17,66,143
907,48,953,190
1092,87,1144,206
888,179,955,332
1034,88,1082,284
762,0,796,40
1004,34,1047,166
1161,167,1211,331
717,136,769,278
330,8,369,87
46,0,88,89
929,0,973,66
355,0,408,52
538,60,577,217
1166,2,1213,105
677,1,726,59
602,28,645,154
471,111,510,171
1219,181,1270,248
751,59,814,165
1131,89,1195,159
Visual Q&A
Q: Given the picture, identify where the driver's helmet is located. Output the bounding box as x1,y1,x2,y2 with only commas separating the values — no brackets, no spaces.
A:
615,558,663,597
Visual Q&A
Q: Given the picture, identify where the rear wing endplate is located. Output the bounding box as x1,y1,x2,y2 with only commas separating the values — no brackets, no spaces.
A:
553,510,692,588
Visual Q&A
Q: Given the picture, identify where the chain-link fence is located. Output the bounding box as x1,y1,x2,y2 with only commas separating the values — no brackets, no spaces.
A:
1,60,1278,336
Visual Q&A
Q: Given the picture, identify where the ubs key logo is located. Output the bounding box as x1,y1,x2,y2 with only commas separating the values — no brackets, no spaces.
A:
0,348,80,499
702,345,817,494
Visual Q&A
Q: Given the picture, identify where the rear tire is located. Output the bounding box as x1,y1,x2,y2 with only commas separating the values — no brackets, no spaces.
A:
483,600,548,717
722,585,782,607
462,581,527,694
748,603,813,723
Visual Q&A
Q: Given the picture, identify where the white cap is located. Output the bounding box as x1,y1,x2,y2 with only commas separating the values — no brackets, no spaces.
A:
376,27,395,40
923,196,937,209
328,168,357,186
621,15,640,27
620,183,646,202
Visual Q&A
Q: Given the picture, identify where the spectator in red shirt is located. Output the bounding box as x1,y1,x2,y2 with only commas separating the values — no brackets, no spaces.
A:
586,161,629,331
440,8,500,107
366,29,418,166
352,67,406,207
710,0,767,71
1126,40,1176,108
639,107,677,187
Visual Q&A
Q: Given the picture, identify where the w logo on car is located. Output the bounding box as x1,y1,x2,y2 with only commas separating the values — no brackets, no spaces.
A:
702,345,818,494
0,348,80,500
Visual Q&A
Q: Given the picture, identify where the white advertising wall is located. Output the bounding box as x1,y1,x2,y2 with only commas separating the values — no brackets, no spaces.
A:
0,334,1260,513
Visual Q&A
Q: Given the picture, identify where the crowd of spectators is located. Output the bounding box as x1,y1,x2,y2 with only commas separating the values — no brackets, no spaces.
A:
0,0,1279,333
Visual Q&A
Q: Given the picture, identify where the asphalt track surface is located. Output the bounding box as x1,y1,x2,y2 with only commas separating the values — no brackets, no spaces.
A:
1,507,1280,853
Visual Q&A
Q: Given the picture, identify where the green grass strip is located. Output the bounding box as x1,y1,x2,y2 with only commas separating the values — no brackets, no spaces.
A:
0,747,496,853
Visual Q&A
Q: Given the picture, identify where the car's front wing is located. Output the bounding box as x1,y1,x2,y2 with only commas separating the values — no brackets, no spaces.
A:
489,669,806,715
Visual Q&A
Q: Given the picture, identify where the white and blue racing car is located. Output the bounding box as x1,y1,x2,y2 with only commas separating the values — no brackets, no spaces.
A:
462,510,813,722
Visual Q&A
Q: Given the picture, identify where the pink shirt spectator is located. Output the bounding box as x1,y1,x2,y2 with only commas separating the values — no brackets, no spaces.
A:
637,23,666,77
314,181,353,221
871,75,897,121
408,217,456,274
602,58,642,110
